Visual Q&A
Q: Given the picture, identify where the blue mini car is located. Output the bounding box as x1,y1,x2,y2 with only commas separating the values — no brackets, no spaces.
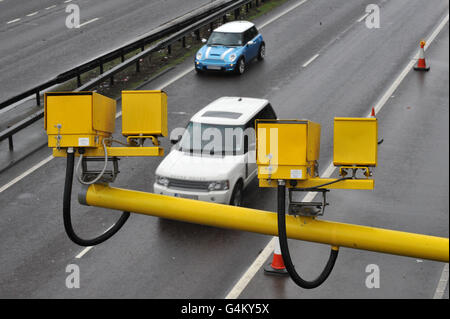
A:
194,21,265,75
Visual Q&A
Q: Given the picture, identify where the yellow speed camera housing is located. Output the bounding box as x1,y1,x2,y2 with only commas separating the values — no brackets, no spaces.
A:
333,117,378,167
256,119,321,181
121,90,168,137
45,92,116,148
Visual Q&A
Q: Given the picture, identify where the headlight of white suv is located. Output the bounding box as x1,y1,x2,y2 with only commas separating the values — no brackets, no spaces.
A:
229,53,237,62
156,175,169,187
196,52,202,60
207,180,229,191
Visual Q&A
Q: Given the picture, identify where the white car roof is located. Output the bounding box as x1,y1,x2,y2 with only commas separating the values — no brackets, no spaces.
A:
213,21,254,33
191,97,269,125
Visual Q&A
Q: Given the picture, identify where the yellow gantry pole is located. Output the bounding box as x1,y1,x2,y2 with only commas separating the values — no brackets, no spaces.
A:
82,184,449,262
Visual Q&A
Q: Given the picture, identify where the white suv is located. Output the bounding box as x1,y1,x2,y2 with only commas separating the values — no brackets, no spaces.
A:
154,97,277,206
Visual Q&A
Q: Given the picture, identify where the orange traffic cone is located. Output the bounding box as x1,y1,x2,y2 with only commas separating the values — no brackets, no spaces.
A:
264,238,288,275
414,40,430,71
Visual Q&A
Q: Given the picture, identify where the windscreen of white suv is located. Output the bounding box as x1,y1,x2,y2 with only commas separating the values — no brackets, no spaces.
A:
177,121,249,156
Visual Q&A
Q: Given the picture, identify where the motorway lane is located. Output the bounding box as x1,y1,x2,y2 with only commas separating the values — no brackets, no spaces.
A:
0,0,448,298
0,0,218,102
240,19,450,299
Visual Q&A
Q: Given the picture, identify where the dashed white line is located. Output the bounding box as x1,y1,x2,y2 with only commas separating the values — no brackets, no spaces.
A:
357,12,370,23
0,155,53,194
225,237,276,299
75,246,93,259
26,11,39,17
258,0,309,29
45,5,56,10
6,18,21,24
78,17,99,28
74,224,115,258
302,53,319,67
433,263,449,299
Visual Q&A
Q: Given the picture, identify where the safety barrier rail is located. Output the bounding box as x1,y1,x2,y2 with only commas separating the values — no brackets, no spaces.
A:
0,0,265,151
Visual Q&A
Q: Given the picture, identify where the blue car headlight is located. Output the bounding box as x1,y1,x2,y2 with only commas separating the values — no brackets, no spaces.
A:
196,52,202,60
229,53,237,62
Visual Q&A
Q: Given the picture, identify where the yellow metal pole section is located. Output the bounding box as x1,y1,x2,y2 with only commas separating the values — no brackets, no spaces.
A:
83,184,449,262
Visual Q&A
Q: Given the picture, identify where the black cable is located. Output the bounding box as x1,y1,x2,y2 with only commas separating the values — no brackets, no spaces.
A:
277,182,339,289
63,150,130,246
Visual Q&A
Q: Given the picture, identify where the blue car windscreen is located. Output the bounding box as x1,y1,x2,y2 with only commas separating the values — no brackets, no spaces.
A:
207,32,243,47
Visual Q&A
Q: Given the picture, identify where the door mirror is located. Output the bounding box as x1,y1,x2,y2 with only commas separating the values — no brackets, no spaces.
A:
247,40,255,46
201,38,207,44
170,137,180,145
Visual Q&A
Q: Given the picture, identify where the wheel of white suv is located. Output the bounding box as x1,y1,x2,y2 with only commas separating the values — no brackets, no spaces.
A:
229,180,243,206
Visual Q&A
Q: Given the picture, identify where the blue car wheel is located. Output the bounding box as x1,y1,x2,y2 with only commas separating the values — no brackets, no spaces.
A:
235,57,245,75
258,42,265,61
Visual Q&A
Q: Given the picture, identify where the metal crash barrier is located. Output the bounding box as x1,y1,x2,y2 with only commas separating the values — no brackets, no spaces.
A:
45,91,449,289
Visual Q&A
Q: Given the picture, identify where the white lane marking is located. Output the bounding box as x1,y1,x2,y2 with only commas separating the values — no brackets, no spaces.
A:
225,237,276,299
6,18,20,24
75,246,92,259
424,14,449,51
371,13,448,117
302,53,319,67
154,66,194,90
357,12,370,23
0,155,53,194
226,12,450,300
259,0,309,29
45,5,56,10
433,263,449,299
74,224,115,259
26,11,39,17
78,17,99,28
64,0,73,3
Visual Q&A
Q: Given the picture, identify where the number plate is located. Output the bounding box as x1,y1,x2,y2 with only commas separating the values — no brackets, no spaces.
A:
207,65,221,70
174,193,198,200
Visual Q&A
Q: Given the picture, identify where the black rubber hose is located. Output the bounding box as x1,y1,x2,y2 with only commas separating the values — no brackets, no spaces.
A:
63,150,130,246
277,182,339,289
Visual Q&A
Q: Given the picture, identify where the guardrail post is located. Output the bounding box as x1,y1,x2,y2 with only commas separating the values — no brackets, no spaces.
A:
110,75,114,87
167,44,172,55
35,91,40,106
77,73,82,87
195,29,200,41
234,8,240,20
136,60,140,73
223,15,227,24
8,136,13,151
182,36,186,48
99,62,104,74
